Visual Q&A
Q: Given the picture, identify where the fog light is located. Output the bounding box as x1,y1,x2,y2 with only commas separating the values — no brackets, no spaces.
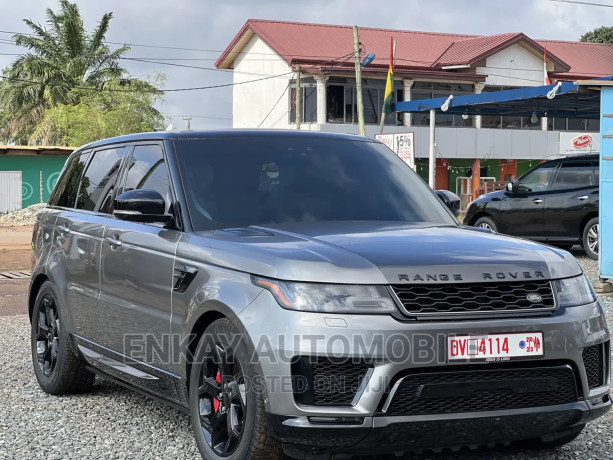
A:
308,416,364,425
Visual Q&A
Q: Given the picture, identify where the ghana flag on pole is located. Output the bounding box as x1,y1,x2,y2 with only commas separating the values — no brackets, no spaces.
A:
382,37,395,115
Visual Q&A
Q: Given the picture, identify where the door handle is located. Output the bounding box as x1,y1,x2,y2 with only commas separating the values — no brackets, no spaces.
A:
104,236,122,248
577,195,589,201
57,225,70,235
532,198,543,204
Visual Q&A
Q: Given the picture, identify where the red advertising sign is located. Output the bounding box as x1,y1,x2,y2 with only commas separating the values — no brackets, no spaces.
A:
572,134,592,149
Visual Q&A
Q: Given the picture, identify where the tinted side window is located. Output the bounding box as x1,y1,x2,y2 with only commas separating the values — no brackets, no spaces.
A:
75,147,127,212
552,162,594,191
517,164,557,193
593,161,600,185
120,144,171,212
48,150,91,208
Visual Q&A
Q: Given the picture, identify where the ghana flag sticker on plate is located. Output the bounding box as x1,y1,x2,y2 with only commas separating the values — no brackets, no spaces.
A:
448,332,543,362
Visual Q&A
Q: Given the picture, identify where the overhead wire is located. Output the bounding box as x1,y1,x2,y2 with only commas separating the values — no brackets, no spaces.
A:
257,80,292,128
545,0,613,7
0,30,600,77
0,72,294,92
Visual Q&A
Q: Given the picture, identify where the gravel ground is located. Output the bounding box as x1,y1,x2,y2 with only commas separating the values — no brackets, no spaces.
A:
0,203,46,227
0,253,611,460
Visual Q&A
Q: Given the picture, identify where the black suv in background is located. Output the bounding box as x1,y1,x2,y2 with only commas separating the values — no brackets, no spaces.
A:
465,154,599,259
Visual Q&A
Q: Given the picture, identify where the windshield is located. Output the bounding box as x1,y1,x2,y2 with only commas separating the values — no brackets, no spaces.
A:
173,136,456,231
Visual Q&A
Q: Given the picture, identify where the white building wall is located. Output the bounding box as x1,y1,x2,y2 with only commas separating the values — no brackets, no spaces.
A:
232,36,293,128
477,43,548,87
319,124,560,160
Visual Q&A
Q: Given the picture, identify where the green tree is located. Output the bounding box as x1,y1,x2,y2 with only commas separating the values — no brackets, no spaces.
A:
580,26,613,44
0,0,161,142
30,74,166,146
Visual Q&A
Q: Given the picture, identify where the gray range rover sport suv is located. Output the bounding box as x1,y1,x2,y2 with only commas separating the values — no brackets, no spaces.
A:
30,130,610,459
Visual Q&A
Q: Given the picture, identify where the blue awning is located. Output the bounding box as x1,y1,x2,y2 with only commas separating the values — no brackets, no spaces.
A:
392,77,613,119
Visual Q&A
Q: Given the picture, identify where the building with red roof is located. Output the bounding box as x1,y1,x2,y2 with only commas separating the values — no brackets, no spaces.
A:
217,20,610,194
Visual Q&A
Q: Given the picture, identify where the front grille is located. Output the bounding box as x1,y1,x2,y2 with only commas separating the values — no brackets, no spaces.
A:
292,357,371,406
583,343,605,389
382,365,578,416
391,280,555,317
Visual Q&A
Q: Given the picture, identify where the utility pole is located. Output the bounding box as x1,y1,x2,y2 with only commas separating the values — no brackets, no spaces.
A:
353,26,365,137
295,66,301,130
182,115,192,130
429,109,436,188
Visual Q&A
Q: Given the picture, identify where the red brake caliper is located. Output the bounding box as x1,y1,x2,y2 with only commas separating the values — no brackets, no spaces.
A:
213,370,221,412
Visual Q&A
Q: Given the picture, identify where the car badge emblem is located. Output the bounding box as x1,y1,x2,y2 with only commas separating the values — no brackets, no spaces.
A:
526,293,542,303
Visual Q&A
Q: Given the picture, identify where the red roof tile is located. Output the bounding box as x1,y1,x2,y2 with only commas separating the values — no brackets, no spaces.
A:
538,39,613,79
216,19,473,70
216,19,613,80
435,33,522,66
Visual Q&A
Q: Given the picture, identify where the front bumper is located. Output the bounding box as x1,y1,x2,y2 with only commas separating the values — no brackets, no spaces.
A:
239,294,610,454
272,399,611,457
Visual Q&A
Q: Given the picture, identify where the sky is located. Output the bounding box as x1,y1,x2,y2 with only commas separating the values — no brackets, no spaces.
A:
1,0,611,130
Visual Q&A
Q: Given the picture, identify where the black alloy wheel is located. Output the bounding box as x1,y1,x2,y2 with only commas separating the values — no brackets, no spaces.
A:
35,295,60,376
189,318,281,459
30,281,95,395
198,342,247,456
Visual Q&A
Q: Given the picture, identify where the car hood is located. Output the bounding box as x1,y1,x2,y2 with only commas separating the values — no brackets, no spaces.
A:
182,222,582,284
472,189,505,204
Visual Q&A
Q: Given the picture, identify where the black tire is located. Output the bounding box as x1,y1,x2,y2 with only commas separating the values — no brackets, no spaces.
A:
522,424,585,449
189,318,282,460
474,216,498,232
31,281,95,395
582,217,599,260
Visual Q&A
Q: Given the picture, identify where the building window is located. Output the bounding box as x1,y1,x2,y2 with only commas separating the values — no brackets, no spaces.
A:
325,78,401,125
551,117,599,132
289,78,317,123
586,119,599,132
481,86,598,132
567,117,586,131
410,82,474,127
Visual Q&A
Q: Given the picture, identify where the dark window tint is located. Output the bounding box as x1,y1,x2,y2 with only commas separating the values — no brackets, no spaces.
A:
586,119,600,132
567,118,586,131
120,145,171,212
517,164,557,193
48,150,92,208
75,147,126,212
290,84,317,124
593,162,600,184
552,162,594,190
553,117,566,130
174,137,456,231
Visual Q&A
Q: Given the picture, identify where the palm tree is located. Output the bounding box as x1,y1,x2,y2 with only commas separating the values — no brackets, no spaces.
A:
0,0,133,142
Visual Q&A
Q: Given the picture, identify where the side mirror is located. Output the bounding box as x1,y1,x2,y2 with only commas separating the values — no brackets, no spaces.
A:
435,190,461,217
506,182,516,193
113,189,173,224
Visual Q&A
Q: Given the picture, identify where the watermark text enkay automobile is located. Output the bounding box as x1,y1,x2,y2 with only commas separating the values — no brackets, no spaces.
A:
124,332,449,366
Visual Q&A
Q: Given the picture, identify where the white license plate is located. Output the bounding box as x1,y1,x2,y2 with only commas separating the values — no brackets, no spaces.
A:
447,332,544,362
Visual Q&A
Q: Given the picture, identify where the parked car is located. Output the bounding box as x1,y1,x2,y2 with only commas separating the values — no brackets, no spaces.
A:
30,132,609,459
464,154,599,259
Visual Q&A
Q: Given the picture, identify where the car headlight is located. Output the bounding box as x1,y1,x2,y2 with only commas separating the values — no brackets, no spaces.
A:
553,275,596,307
252,277,396,313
